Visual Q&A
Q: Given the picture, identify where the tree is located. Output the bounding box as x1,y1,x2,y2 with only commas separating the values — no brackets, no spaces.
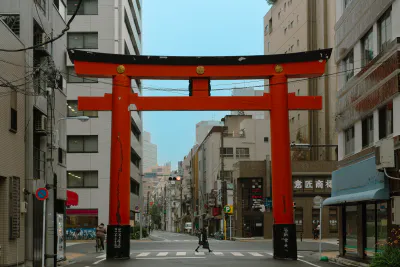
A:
150,204,162,228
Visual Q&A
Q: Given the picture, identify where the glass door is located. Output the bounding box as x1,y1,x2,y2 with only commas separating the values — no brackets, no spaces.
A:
345,205,358,255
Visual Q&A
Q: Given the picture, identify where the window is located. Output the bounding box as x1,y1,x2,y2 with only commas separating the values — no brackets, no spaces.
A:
278,12,281,20
0,15,20,36
284,2,286,11
67,100,98,117
284,27,287,35
379,9,391,52
236,148,249,158
131,148,141,168
344,126,355,155
343,50,354,82
10,90,17,132
362,29,374,67
295,207,303,232
67,171,98,188
131,117,141,140
67,67,98,83
131,178,140,195
329,208,338,233
124,10,140,55
268,18,272,33
34,0,46,11
379,103,393,139
362,115,374,148
221,147,233,158
58,148,66,165
67,135,98,153
67,32,98,49
67,0,98,15
297,89,300,95
298,114,300,120
297,39,299,46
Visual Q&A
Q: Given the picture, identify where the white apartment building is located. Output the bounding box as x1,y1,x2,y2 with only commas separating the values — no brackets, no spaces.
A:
196,115,271,232
323,0,400,261
65,0,143,236
195,120,223,145
231,88,265,119
143,131,157,172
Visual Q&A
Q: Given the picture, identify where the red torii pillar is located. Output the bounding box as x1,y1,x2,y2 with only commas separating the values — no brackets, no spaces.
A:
68,49,332,260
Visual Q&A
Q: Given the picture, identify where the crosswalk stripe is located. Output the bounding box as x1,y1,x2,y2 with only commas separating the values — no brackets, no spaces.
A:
176,252,186,256
157,252,168,256
231,252,244,256
248,252,263,257
137,253,150,257
195,252,205,256
213,252,224,256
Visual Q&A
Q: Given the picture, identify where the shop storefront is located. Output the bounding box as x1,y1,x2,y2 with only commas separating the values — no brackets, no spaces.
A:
66,209,98,240
323,156,390,260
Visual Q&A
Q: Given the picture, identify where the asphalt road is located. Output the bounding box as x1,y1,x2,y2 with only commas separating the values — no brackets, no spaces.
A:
65,231,340,267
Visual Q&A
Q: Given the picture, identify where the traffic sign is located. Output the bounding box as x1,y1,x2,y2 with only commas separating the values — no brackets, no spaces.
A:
313,196,323,206
35,188,49,201
223,205,233,214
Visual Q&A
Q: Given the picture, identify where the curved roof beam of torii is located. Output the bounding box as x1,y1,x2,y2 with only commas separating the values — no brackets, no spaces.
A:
67,48,332,80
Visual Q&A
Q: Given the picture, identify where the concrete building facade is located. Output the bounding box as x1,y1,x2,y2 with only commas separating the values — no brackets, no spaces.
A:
143,131,157,172
323,0,400,262
195,120,223,145
264,0,338,162
65,0,143,237
0,1,69,266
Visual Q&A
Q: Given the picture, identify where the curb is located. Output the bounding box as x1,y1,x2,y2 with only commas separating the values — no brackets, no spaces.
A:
329,257,369,267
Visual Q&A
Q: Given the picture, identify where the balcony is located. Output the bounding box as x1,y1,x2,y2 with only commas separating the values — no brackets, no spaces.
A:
33,147,46,180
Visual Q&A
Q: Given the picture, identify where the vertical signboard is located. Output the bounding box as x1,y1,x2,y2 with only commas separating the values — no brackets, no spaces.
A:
56,213,65,261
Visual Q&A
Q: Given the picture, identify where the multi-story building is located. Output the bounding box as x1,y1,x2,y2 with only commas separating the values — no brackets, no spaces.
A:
324,0,400,262
65,0,143,238
143,131,157,172
194,115,271,234
195,120,223,145
231,88,265,119
263,0,338,240
0,1,69,266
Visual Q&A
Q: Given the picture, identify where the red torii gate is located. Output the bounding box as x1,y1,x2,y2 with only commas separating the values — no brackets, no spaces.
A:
68,49,332,260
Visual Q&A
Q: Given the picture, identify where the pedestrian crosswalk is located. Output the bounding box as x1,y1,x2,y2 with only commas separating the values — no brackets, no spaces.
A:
129,251,302,258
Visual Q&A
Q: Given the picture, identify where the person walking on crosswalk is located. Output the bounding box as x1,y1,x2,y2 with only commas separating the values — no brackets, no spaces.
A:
195,227,212,253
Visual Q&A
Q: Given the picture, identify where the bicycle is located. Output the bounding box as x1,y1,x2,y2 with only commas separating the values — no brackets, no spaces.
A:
95,237,102,252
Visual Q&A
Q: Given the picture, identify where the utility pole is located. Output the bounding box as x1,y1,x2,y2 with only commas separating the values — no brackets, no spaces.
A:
147,190,150,233
180,183,183,233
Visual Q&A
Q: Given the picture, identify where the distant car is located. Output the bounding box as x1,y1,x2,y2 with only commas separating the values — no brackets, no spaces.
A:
184,222,192,233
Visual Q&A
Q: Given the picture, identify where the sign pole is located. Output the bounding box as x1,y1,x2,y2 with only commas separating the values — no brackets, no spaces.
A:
319,202,322,259
229,215,232,240
42,199,46,267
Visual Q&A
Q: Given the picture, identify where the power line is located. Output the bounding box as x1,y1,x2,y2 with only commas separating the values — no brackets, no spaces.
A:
0,0,83,52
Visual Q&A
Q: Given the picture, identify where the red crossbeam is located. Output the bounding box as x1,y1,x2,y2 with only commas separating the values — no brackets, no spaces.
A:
78,93,321,111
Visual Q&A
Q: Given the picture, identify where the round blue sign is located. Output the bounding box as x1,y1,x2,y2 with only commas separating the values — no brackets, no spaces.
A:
36,187,49,201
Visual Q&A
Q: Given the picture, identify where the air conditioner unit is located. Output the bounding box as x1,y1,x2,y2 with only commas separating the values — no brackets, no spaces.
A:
392,196,400,225
35,115,47,133
375,138,395,171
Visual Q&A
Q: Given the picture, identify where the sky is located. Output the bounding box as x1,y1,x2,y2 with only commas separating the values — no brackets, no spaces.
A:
141,1,271,169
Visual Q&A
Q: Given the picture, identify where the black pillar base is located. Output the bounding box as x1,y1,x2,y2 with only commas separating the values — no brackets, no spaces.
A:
273,224,297,260
106,225,130,260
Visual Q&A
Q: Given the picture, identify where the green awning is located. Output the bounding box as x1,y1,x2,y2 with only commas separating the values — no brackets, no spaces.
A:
323,188,389,206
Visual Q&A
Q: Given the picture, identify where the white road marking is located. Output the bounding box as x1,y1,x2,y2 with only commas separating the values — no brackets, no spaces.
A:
156,252,168,256
176,252,186,256
298,255,304,258
213,252,224,256
136,257,205,260
137,252,150,257
231,252,244,256
298,259,322,267
248,252,263,256
93,259,106,265
195,251,205,256
95,254,106,259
